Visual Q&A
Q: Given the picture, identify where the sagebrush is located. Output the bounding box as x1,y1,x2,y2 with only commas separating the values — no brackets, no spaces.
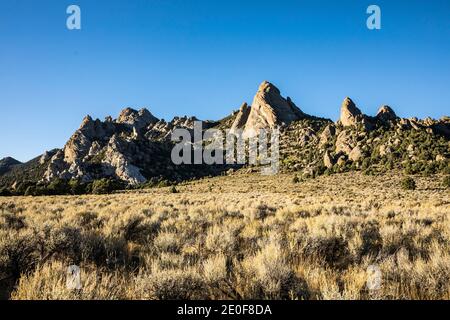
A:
1,172,449,300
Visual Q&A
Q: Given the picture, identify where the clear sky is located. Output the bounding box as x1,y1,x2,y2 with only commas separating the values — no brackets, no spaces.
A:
0,0,449,162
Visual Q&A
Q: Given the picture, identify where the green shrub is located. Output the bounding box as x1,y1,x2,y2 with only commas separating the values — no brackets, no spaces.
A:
0,188,12,197
157,180,171,188
361,158,371,170
24,185,48,196
303,236,351,269
0,212,26,230
401,177,416,190
46,179,70,195
135,269,206,299
47,227,82,263
14,181,35,195
24,186,37,196
69,179,87,195
91,178,123,195
443,176,450,189
0,231,39,280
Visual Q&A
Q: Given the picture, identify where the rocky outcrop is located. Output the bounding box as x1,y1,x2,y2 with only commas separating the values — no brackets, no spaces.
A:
39,150,55,165
103,135,147,185
339,97,363,127
146,116,199,140
338,97,375,130
230,103,251,134
429,117,450,138
243,81,306,137
40,107,204,185
349,146,363,162
64,131,92,164
43,109,152,184
297,128,317,147
319,124,336,147
323,151,334,169
44,150,69,181
376,105,397,122
117,108,158,129
44,85,314,184
335,130,354,155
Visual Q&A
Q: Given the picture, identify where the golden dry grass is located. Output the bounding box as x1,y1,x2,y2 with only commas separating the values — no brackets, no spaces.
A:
1,171,449,300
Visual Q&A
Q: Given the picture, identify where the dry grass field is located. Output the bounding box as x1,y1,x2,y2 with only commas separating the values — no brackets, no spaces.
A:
1,171,449,300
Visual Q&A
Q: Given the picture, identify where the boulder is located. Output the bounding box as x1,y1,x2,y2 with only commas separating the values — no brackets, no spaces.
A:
349,146,363,162
379,145,392,157
319,124,336,146
323,151,334,169
335,131,354,155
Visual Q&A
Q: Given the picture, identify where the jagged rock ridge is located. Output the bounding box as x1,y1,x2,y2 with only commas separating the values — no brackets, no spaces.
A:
43,108,203,185
281,96,449,177
0,81,449,190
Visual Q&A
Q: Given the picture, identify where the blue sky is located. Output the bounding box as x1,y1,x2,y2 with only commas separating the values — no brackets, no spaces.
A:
0,0,449,162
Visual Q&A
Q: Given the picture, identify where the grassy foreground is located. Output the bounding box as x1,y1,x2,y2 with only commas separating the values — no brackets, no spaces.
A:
1,172,449,300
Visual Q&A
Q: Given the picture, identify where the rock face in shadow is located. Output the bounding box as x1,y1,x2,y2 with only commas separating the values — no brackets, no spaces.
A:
0,157,22,175
376,105,397,122
230,103,251,134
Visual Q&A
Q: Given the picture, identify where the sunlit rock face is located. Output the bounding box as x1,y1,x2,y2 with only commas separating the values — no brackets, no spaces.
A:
242,81,306,137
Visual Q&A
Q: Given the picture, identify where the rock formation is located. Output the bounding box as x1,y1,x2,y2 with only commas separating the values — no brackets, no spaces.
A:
349,146,363,162
319,124,336,147
1,80,449,190
117,108,158,129
339,97,363,127
242,81,306,137
376,105,397,122
323,151,334,169
335,131,354,155
230,103,251,134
